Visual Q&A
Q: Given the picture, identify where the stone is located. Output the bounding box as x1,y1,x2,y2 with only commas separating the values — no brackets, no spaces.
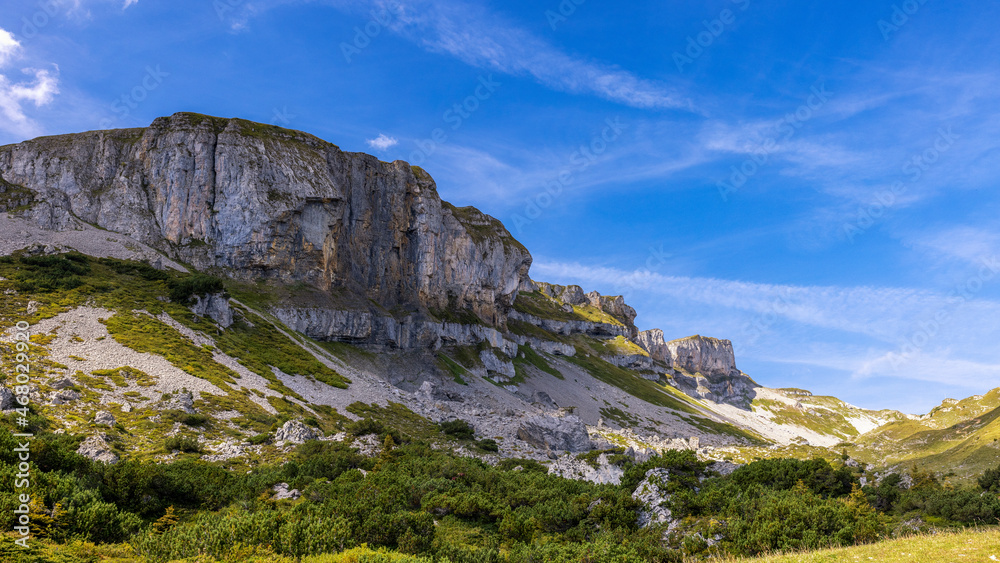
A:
274,420,319,444
531,390,557,409
94,410,116,427
77,434,118,464
480,349,516,381
189,293,233,328
157,391,196,414
51,377,76,390
203,440,247,462
636,331,758,408
548,452,624,484
272,482,301,500
633,468,677,530
54,389,81,403
0,386,14,411
516,415,592,453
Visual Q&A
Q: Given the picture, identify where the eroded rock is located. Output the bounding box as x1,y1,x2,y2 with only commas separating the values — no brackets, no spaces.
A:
274,420,319,444
77,434,118,464
517,414,592,453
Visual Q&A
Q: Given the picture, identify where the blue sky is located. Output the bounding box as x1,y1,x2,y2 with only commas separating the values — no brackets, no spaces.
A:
2,0,1000,413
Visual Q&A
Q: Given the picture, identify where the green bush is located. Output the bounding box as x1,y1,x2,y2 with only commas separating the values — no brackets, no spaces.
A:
978,463,1000,493
168,273,226,303
440,420,475,440
164,435,201,453
476,439,499,452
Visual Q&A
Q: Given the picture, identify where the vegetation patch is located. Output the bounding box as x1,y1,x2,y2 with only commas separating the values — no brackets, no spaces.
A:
436,354,469,385
102,311,238,388
566,352,700,415
512,345,563,379
92,366,157,387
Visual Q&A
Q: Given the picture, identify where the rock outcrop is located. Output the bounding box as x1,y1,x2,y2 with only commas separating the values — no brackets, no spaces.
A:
0,386,14,411
632,468,678,530
189,293,233,328
0,112,531,331
516,414,593,453
77,434,118,464
637,332,757,408
94,410,116,427
274,419,320,444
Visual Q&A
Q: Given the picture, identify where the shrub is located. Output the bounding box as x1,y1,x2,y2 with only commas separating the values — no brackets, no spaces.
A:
164,436,201,453
168,273,226,303
347,418,385,437
978,463,1000,493
476,439,499,452
440,420,475,440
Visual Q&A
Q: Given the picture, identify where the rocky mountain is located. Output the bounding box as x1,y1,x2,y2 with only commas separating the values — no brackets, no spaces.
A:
2,113,997,483
0,113,529,330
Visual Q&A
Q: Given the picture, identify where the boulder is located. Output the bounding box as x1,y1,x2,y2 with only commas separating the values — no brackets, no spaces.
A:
531,390,557,409
94,410,116,427
51,377,76,390
77,434,118,464
189,293,233,328
274,420,319,444
52,389,81,403
633,468,677,530
0,386,14,411
272,482,301,500
516,415,592,453
157,391,196,414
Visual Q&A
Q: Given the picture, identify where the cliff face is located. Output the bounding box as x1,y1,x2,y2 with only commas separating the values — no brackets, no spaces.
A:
637,331,757,407
0,113,530,325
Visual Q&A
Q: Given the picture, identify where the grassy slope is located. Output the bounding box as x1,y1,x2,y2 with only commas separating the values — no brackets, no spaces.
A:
0,254,351,463
716,528,1000,563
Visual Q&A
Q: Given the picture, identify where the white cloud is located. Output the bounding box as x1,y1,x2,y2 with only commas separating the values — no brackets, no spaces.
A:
366,133,398,151
123,0,140,7
0,28,20,67
0,27,61,138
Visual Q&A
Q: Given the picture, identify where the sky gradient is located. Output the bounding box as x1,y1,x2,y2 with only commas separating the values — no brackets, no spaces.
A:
2,0,999,413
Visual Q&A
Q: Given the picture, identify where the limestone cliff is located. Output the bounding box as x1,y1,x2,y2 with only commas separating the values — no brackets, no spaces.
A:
0,113,531,327
637,331,757,408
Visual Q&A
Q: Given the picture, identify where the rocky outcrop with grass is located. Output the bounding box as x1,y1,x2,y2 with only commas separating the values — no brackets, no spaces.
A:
0,112,531,330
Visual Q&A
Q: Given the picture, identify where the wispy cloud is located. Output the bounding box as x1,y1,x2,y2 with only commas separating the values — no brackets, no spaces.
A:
531,259,1000,390
0,28,60,138
366,133,398,151
344,0,690,110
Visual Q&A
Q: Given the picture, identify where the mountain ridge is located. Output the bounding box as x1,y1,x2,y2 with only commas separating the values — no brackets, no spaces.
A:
1,112,998,482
